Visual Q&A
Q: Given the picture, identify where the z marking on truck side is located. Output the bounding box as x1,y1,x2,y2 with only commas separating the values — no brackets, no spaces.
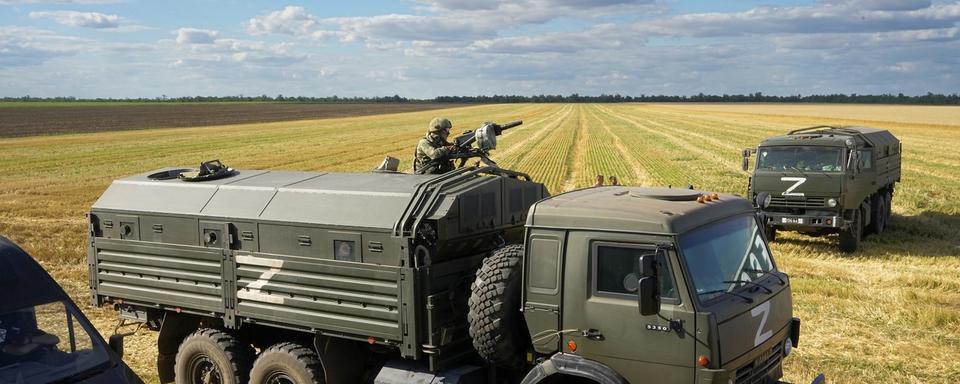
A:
781,177,806,197
751,300,773,347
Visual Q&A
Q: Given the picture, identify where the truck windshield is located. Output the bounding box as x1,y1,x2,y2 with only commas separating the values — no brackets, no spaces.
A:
678,215,775,303
757,146,843,172
0,300,111,384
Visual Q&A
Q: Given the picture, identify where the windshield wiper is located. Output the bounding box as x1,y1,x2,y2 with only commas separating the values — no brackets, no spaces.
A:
743,269,786,285
788,165,809,177
723,280,773,293
698,289,753,304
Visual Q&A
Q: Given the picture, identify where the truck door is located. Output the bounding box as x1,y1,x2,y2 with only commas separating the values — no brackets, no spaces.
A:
847,148,875,214
561,231,696,381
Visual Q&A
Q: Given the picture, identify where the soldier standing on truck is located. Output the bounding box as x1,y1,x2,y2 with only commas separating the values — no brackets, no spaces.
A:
413,117,458,174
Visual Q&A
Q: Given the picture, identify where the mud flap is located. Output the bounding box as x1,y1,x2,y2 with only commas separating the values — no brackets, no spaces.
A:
156,313,200,383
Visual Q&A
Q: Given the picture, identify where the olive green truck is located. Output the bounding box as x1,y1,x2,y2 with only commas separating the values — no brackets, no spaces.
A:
742,126,901,252
88,165,815,384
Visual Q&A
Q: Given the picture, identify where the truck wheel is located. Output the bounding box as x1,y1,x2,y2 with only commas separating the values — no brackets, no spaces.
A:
764,226,777,242
249,342,325,384
468,244,529,369
838,209,862,253
885,191,893,223
867,195,886,235
175,329,252,384
874,194,887,235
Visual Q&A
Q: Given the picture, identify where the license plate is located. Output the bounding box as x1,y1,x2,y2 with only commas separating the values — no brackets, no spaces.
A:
781,217,804,224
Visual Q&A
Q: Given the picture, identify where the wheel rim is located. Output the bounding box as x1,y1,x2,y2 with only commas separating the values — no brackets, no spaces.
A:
189,354,223,384
265,371,296,384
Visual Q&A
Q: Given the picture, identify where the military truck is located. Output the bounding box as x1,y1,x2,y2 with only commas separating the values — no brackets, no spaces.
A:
88,163,810,383
741,126,901,252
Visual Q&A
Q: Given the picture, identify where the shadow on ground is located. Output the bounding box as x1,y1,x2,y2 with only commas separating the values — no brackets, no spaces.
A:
773,210,960,257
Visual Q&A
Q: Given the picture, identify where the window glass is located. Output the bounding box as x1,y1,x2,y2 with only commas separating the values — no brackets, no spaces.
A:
595,245,678,301
757,146,843,172
0,301,110,383
858,150,873,170
679,215,774,303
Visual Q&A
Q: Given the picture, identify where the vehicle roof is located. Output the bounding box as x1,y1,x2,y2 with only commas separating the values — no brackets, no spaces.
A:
527,186,755,235
0,236,66,312
92,168,439,230
760,126,898,148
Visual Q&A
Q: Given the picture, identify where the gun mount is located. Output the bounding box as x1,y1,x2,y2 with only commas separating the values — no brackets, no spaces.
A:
415,120,522,174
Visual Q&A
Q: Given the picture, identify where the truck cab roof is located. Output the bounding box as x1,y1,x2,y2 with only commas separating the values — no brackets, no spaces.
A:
527,186,754,235
759,125,898,150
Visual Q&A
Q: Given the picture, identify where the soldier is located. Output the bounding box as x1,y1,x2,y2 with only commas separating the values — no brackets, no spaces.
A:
414,117,458,174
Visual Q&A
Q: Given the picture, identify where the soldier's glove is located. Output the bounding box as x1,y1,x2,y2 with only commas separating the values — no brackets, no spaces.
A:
444,145,458,154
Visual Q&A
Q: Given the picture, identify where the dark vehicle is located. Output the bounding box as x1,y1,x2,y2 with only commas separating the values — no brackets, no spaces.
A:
87,160,819,383
742,126,901,252
0,236,142,384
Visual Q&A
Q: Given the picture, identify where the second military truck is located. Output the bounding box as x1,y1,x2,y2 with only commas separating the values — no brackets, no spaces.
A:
88,163,807,383
742,126,901,252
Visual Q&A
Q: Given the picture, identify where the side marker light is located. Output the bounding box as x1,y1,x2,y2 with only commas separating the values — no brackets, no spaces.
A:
697,355,709,367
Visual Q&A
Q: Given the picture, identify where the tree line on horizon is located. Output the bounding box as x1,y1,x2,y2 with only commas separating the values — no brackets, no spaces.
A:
5,92,959,105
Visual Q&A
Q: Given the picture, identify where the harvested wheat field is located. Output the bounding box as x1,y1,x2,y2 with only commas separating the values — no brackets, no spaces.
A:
1,103,958,383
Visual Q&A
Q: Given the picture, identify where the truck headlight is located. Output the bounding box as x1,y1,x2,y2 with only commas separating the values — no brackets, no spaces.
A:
783,338,793,357
827,198,837,207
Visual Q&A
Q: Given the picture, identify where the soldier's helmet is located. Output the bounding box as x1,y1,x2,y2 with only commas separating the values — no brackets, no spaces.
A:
428,117,453,133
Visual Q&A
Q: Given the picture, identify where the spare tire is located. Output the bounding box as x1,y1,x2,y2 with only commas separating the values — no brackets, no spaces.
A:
468,244,529,369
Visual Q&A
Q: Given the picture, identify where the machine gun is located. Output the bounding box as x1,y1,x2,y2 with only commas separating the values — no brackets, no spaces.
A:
415,120,522,174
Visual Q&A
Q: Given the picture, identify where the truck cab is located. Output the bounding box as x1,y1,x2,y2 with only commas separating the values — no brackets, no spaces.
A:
742,126,901,252
520,187,800,384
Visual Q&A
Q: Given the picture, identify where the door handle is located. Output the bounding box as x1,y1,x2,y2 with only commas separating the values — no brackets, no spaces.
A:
582,329,604,341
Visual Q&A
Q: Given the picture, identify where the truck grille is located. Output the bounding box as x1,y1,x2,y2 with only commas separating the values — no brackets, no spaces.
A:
769,196,825,208
734,344,783,384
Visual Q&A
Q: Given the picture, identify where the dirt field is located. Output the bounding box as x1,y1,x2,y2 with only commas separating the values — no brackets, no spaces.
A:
1,103,958,383
0,102,452,137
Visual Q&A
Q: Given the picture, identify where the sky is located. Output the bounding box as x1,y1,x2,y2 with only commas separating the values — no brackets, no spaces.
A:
1,0,958,98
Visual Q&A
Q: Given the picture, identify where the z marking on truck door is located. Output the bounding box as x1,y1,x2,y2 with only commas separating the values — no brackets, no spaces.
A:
751,300,773,346
781,177,807,197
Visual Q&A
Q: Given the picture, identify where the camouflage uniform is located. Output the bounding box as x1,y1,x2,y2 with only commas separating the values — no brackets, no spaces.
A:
414,117,455,174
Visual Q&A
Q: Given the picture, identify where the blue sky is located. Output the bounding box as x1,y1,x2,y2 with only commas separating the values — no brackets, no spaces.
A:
1,0,958,98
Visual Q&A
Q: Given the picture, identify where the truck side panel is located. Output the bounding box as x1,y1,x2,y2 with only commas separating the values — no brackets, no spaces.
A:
90,237,408,342
234,252,403,341
93,238,224,313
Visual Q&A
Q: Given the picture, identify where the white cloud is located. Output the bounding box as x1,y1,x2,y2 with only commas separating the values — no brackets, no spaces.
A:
632,2,960,37
0,26,86,63
821,0,932,11
245,6,318,36
174,28,219,45
29,10,120,29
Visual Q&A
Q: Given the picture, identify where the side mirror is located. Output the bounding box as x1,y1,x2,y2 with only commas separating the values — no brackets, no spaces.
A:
636,254,660,316
109,334,125,358
741,156,750,172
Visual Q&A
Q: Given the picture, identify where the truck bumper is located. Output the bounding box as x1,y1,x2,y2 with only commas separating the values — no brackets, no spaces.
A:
765,213,841,229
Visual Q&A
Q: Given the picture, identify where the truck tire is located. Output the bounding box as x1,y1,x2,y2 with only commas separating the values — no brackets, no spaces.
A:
885,191,893,223
838,208,862,253
175,328,252,384
867,194,886,235
249,342,325,384
468,244,529,369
